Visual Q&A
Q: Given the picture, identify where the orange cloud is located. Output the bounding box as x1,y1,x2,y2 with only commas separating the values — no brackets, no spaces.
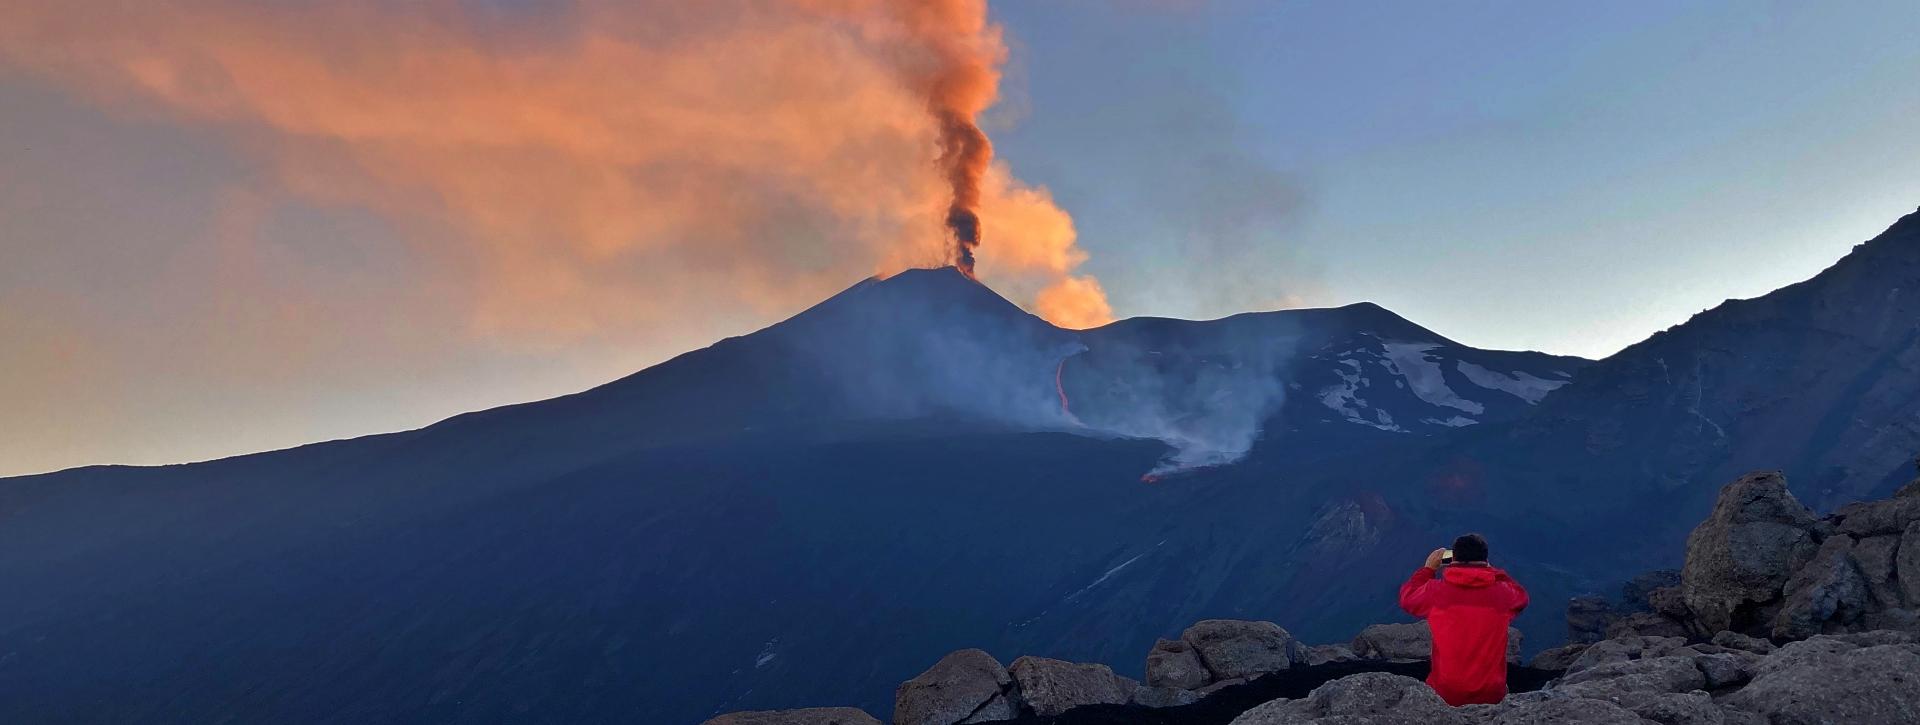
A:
0,0,1110,343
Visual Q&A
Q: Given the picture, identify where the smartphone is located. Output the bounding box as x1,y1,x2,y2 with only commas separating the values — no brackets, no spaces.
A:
1440,549,1454,564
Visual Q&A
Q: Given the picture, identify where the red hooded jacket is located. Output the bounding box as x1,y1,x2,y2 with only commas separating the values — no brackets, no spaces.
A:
1397,564,1529,706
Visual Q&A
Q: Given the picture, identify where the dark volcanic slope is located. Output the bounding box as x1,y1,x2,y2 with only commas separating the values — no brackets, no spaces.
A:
4,207,1919,723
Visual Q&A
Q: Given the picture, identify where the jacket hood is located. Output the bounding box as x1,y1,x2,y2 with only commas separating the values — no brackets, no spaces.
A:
1441,565,1506,588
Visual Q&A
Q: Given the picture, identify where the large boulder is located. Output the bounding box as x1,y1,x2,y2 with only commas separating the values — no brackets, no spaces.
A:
1563,635,1687,675
1228,672,1463,725
1832,497,1920,537
1682,471,1823,634
701,708,882,725
1556,655,1707,700
893,649,1015,725
1528,643,1589,670
1182,619,1300,680
1724,641,1920,723
1304,644,1359,666
1006,656,1129,717
1770,534,1870,639
1606,612,1692,639
1852,534,1904,607
1622,570,1684,612
1352,621,1523,663
1461,694,1644,724
1144,638,1211,690
1709,630,1776,655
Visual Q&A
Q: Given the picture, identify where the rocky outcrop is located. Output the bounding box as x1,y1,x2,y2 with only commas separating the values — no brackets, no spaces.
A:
1182,619,1303,681
893,649,1016,725
1005,657,1130,717
1352,620,1523,664
1723,637,1920,723
699,708,882,725
1681,471,1824,634
1144,638,1211,690
1228,672,1461,725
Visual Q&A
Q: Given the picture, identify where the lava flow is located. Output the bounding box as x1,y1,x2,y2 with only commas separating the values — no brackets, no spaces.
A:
1055,358,1081,425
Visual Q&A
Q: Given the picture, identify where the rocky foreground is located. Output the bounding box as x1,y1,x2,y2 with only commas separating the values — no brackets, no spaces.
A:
704,465,1920,724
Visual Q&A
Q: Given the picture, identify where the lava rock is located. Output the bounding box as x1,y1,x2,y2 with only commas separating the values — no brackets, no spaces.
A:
894,649,1014,725
1303,644,1358,666
1528,643,1589,670
1227,672,1463,725
1681,471,1822,634
1557,655,1707,700
1770,535,1869,639
1606,612,1692,639
1183,620,1300,680
701,708,883,725
1725,642,1920,723
1563,635,1687,675
1901,521,1920,607
1145,638,1211,690
1351,621,1521,664
1007,656,1130,717
1833,497,1920,537
1622,570,1683,612
1566,595,1618,644
1709,630,1776,655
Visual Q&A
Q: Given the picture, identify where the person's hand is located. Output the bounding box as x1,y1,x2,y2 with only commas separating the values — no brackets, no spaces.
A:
1424,548,1448,570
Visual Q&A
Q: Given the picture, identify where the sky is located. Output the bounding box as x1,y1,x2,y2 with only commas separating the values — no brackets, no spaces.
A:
3,0,1919,477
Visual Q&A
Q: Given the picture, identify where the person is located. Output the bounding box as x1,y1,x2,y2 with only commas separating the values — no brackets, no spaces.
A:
1397,533,1529,706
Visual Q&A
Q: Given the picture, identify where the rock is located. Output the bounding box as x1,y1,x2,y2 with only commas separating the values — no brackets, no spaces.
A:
957,694,1014,724
1473,694,1645,724
1131,686,1200,708
1564,635,1686,675
1528,643,1589,670
1195,677,1248,696
1897,475,1920,499
1227,672,1464,725
1864,607,1920,633
1006,656,1129,717
1182,619,1299,680
1833,497,1920,536
1623,570,1684,612
701,708,883,725
1567,595,1618,644
1557,655,1707,699
1606,612,1692,639
1725,643,1920,723
1770,534,1869,639
1682,471,1822,634
1352,621,1521,663
1647,586,1692,621
1611,691,1725,725
1304,644,1358,665
1810,629,1918,647
1901,521,1920,606
1692,651,1758,689
1709,630,1776,654
1145,638,1211,690
894,649,1013,725
1852,534,1903,607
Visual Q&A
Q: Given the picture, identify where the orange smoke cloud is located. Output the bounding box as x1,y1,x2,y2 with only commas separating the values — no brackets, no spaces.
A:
0,0,1110,341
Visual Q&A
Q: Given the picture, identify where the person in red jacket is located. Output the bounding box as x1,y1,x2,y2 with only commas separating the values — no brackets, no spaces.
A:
1397,533,1529,706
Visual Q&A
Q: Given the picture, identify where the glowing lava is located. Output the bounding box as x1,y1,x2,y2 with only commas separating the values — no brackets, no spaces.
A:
1055,357,1081,426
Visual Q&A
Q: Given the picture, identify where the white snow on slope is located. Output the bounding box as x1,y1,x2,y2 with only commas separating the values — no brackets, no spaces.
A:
1380,342,1483,415
1318,358,1405,432
1454,361,1570,404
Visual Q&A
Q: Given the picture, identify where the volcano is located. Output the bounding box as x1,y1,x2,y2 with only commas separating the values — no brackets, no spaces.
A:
3,207,1919,723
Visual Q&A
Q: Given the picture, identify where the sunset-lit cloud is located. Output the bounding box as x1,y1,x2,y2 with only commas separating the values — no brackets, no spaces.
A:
0,0,1111,347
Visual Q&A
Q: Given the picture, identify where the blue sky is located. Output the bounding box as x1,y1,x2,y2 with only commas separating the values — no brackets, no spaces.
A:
991,0,1920,356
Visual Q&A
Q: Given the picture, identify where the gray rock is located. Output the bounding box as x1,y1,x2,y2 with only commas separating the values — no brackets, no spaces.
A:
1833,497,1920,536
1227,672,1464,725
1195,677,1248,696
1564,635,1687,674
1612,691,1725,725
1770,535,1869,639
1304,644,1358,666
1682,471,1822,634
1352,621,1521,663
1709,630,1776,654
1725,643,1920,723
1647,586,1692,621
1901,521,1920,607
894,649,1012,725
1557,655,1707,699
1864,607,1920,633
1692,651,1758,689
1145,638,1211,690
1623,570,1684,612
1809,629,1918,647
1478,695,1645,724
1852,534,1903,607
1567,595,1619,644
1006,656,1129,717
1528,643,1589,670
1897,475,1920,499
701,708,883,725
957,694,1014,724
1131,686,1201,708
1606,612,1692,639
1183,620,1298,680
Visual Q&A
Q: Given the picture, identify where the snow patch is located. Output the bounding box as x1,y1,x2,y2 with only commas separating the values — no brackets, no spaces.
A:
755,640,778,668
1380,342,1484,415
1318,359,1405,432
1455,361,1569,404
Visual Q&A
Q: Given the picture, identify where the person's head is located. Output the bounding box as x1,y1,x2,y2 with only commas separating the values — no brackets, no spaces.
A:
1451,533,1489,564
